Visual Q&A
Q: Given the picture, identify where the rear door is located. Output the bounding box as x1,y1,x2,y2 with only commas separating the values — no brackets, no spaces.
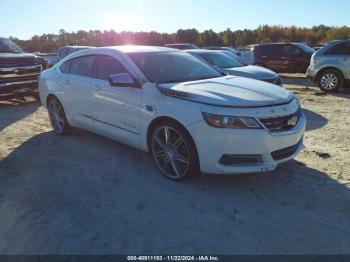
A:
58,55,97,127
263,44,284,72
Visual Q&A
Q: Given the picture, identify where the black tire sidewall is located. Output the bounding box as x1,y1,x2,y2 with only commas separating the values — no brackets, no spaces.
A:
48,98,71,135
150,120,199,180
318,69,344,93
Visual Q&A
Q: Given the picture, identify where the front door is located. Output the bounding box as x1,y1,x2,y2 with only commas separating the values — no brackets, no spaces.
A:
91,54,142,136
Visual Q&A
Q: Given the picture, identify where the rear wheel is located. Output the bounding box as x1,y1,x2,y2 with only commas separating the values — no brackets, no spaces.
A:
47,97,71,135
317,69,344,93
150,121,199,180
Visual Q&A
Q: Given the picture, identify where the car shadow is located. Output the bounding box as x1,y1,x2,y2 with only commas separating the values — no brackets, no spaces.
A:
329,88,350,100
280,74,317,89
0,130,349,254
0,98,40,132
303,108,328,131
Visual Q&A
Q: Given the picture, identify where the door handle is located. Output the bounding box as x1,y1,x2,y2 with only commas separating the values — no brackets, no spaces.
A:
63,79,70,85
344,58,349,61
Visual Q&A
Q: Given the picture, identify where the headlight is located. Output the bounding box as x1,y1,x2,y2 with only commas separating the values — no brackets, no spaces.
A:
202,112,262,129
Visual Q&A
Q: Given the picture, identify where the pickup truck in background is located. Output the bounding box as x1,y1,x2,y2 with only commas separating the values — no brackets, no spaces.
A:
0,37,46,100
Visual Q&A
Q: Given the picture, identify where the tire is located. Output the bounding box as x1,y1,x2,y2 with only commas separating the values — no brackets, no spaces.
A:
150,120,199,181
47,97,71,135
317,69,344,93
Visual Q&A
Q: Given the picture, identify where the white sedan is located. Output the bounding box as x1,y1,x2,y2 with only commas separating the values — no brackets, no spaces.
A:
39,46,305,180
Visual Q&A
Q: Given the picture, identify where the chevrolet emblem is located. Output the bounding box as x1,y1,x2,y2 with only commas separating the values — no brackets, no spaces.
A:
288,116,298,126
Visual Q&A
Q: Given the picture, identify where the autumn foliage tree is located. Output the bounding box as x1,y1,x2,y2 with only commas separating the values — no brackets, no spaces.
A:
10,25,350,53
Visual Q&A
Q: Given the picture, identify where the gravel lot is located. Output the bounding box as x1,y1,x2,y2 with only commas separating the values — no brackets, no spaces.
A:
0,75,350,254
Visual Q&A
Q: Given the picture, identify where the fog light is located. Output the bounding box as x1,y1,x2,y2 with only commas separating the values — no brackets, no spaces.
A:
219,154,263,166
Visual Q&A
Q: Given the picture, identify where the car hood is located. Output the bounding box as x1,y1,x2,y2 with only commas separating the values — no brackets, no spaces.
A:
158,76,293,108
221,65,278,80
0,53,40,67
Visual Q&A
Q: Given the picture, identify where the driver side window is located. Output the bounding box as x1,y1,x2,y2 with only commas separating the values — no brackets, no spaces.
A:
97,55,128,81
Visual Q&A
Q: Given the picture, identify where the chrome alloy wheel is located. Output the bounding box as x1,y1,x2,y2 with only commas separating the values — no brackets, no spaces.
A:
48,99,65,134
320,73,338,90
151,125,190,179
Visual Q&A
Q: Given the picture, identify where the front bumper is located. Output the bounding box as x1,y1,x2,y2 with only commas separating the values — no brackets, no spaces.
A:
188,112,306,174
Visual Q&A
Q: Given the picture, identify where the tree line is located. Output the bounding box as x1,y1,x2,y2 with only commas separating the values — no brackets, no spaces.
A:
10,25,350,53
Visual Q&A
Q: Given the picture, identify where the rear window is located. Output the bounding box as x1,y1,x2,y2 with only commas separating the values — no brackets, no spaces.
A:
294,43,315,54
69,55,96,77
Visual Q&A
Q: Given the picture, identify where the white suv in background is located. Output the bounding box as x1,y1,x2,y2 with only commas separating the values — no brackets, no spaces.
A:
39,46,305,180
307,39,350,92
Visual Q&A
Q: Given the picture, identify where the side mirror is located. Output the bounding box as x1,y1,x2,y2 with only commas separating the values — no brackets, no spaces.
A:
108,73,140,88
236,51,241,56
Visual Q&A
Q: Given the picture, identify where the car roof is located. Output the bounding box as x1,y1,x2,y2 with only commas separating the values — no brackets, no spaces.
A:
60,46,94,49
85,45,178,54
184,49,225,54
63,46,179,58
165,43,193,46
108,45,177,53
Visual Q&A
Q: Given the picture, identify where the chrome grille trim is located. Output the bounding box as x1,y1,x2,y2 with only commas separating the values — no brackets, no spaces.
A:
0,80,38,88
257,108,303,135
0,64,42,77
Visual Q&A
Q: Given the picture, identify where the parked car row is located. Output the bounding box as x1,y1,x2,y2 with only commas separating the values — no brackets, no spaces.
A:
185,49,282,85
39,46,305,180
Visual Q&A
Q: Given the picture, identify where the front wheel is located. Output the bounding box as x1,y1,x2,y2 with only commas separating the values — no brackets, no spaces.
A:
47,97,71,135
318,69,344,93
150,121,199,180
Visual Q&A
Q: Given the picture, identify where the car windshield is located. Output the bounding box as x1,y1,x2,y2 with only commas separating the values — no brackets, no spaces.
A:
295,43,315,54
128,51,223,84
197,52,244,68
0,39,24,54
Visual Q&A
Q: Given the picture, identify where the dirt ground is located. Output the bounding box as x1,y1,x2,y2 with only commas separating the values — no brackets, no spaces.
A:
0,75,350,254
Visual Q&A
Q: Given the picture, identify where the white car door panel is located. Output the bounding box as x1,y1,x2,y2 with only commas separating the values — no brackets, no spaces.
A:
90,54,142,139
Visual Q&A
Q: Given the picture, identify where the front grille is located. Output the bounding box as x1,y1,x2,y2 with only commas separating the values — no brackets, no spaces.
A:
0,64,42,77
259,108,302,133
271,140,302,161
0,74,38,84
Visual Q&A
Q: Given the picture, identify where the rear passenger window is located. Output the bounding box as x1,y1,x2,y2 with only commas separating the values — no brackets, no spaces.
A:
60,61,71,74
283,45,299,56
70,56,96,77
258,45,282,56
325,43,350,55
97,55,128,81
